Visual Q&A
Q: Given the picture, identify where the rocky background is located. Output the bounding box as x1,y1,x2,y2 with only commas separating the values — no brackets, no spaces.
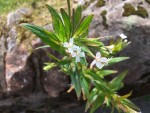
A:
0,0,150,113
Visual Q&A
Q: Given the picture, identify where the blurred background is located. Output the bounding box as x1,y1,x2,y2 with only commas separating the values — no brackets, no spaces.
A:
0,0,150,113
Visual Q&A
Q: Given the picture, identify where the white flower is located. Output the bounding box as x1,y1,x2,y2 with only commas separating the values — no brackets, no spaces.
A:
120,33,127,39
71,46,85,62
106,45,114,53
78,0,85,6
63,38,75,53
63,38,85,62
63,38,73,49
90,52,109,69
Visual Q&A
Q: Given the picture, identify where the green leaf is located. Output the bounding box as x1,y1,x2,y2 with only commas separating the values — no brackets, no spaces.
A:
90,95,105,113
85,69,103,82
67,0,71,18
43,63,57,71
73,6,82,30
121,99,140,112
22,23,62,53
110,71,128,91
108,57,129,65
35,45,50,50
60,8,71,38
74,6,82,25
58,57,71,66
117,91,132,101
96,70,118,78
80,76,90,99
82,45,95,57
46,5,66,42
70,71,81,98
74,15,93,37
46,53,60,62
85,88,98,111
80,57,88,66
94,80,113,95
113,39,123,53
80,38,104,47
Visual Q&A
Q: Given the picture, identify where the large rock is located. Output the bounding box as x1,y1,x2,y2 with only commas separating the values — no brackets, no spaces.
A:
83,0,150,96
0,33,7,93
4,8,69,97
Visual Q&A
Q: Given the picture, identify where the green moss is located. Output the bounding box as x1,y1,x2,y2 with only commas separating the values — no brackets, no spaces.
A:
122,3,136,16
96,0,106,7
145,0,150,4
0,0,39,15
136,5,149,18
122,3,149,18
100,10,108,29
90,0,95,2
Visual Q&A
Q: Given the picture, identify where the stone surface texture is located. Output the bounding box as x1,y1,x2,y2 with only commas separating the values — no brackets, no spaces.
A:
82,0,150,97
3,8,69,97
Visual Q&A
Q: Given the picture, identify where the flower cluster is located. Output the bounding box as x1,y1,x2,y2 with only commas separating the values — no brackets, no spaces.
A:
63,38,109,69
63,38,85,62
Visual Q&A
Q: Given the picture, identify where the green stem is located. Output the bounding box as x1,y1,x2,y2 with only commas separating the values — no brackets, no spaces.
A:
67,0,71,18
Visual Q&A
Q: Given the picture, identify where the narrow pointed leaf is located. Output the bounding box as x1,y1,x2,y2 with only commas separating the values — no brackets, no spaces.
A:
43,63,57,71
22,23,62,53
90,95,105,113
60,8,71,38
46,5,66,42
80,76,90,98
121,99,140,112
74,15,93,37
110,71,128,91
74,6,82,29
108,57,129,65
96,70,118,78
70,72,81,98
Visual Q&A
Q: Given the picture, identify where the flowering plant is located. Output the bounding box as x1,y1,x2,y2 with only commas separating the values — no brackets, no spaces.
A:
22,0,140,113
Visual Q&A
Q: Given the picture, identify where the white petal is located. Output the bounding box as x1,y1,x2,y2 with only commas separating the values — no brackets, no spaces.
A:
96,62,104,69
63,42,69,47
96,52,101,58
78,0,85,5
71,52,76,57
75,46,81,52
69,38,74,46
79,52,85,57
100,57,108,63
68,47,74,53
120,33,127,39
76,56,80,62
90,60,96,68
72,45,78,49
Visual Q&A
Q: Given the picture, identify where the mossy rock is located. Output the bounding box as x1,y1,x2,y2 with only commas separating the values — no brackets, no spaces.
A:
100,10,108,29
145,0,150,5
136,6,149,18
96,0,106,7
123,3,149,18
122,3,136,16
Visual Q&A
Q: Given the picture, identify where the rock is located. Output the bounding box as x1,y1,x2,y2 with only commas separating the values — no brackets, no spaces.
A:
42,67,69,97
83,0,150,96
7,8,32,27
4,8,69,97
0,33,7,93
